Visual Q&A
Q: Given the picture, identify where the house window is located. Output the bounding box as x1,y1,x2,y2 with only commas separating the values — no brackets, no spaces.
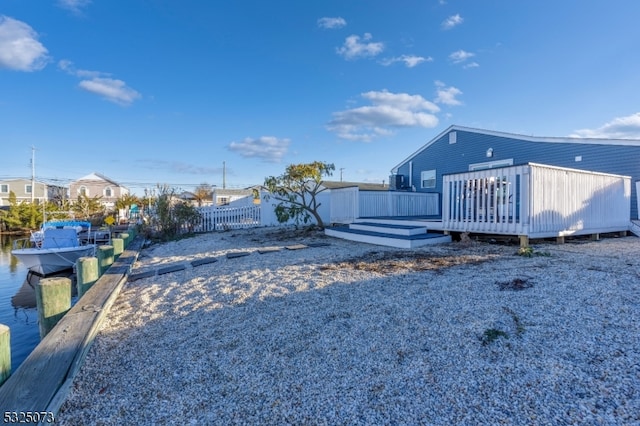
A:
104,187,113,197
469,159,514,171
79,186,88,196
25,185,32,194
421,170,436,189
449,131,457,144
0,184,8,193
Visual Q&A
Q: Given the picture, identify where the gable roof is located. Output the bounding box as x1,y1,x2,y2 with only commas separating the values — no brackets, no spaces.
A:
391,124,640,173
73,172,124,187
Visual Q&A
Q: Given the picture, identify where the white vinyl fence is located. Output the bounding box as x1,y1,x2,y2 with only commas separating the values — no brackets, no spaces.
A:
195,205,261,232
329,188,440,224
443,162,630,237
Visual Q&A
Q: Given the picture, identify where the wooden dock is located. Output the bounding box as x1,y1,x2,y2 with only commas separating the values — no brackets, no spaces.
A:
0,235,143,414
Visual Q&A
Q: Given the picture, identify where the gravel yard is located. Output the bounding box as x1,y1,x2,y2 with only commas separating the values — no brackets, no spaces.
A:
58,227,640,425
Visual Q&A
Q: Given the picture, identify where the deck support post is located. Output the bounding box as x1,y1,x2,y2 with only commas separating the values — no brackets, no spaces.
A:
619,231,628,237
0,324,10,385
591,233,600,241
556,236,565,244
518,235,529,248
36,277,71,339
77,256,99,298
97,245,115,276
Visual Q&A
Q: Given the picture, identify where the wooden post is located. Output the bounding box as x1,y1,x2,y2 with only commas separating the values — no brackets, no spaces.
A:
0,324,10,385
77,256,99,298
556,236,565,244
120,233,130,248
36,277,71,339
519,235,529,248
590,233,600,241
97,245,115,276
112,238,124,260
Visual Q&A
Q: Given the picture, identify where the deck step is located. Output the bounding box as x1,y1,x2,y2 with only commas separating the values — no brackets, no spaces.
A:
325,226,451,249
630,220,640,237
349,222,428,236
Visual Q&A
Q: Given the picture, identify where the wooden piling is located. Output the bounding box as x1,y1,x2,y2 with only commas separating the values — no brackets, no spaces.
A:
0,324,10,385
77,257,99,298
97,245,115,276
112,238,124,260
36,278,71,339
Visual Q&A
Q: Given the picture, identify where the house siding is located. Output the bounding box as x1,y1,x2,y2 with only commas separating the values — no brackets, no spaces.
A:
394,128,640,219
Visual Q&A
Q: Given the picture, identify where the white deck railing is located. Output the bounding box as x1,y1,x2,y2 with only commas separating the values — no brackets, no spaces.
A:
443,163,630,237
329,188,440,223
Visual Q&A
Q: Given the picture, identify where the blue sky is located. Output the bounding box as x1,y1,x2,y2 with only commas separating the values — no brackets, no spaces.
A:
1,1,639,196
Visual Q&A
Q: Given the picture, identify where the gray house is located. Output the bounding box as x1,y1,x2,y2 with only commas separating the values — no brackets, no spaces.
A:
0,178,66,206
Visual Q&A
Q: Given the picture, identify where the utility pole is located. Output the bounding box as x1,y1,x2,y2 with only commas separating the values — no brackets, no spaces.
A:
340,167,345,182
31,146,35,203
222,161,226,189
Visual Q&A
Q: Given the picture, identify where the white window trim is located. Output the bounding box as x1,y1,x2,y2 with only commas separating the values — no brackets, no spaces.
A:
421,169,436,189
469,158,514,171
0,184,8,193
104,186,113,197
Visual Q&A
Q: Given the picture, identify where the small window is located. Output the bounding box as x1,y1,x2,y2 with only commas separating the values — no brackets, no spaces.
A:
0,184,8,193
25,185,32,194
421,170,436,189
79,186,88,196
449,131,457,144
104,187,113,197
575,155,582,162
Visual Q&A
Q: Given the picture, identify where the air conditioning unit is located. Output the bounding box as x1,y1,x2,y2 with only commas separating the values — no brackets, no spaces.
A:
389,174,405,190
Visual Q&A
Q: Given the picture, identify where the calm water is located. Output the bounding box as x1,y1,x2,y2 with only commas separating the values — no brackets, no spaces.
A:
0,235,75,372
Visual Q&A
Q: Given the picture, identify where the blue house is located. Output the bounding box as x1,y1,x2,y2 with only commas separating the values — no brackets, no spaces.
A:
386,125,638,244
326,125,638,247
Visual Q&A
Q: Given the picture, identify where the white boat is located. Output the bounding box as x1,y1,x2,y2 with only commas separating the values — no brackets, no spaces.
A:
12,221,98,276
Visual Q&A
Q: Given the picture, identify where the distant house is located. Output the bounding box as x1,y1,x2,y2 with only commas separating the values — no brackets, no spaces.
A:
69,173,129,209
213,188,256,207
0,178,65,207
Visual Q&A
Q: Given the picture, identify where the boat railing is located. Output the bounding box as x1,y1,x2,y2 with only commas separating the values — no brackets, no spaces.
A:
12,238,35,250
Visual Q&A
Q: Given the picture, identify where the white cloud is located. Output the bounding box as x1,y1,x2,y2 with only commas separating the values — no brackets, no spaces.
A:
380,54,432,68
58,59,105,78
60,59,141,106
317,17,346,29
0,16,49,71
57,0,91,14
570,113,640,139
228,136,290,163
435,81,463,106
463,62,479,69
78,77,141,106
327,90,440,141
337,33,384,60
442,14,463,30
449,49,475,64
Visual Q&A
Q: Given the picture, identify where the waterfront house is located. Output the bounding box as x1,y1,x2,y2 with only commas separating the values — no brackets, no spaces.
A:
69,173,129,209
326,125,639,247
0,178,66,207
